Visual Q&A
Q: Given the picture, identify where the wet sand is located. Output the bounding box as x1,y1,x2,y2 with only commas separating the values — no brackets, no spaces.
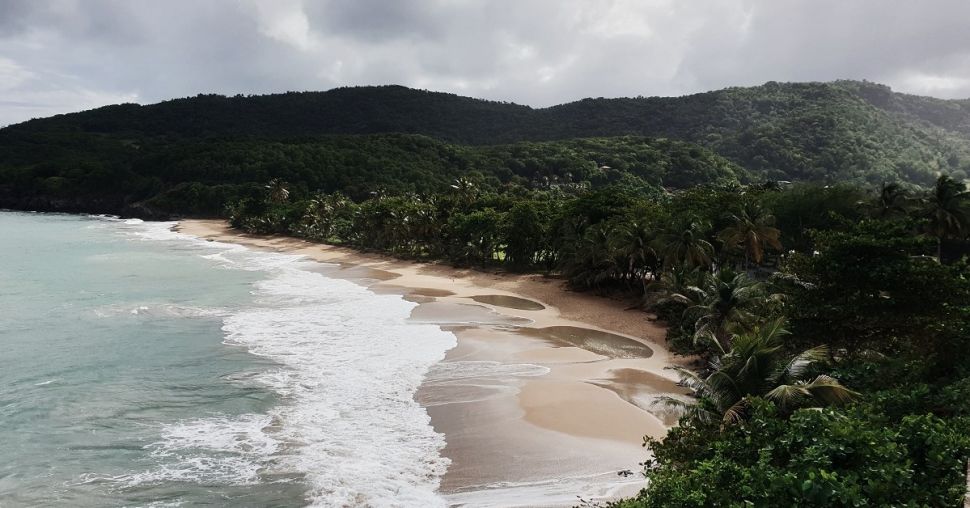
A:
469,294,546,311
175,220,688,507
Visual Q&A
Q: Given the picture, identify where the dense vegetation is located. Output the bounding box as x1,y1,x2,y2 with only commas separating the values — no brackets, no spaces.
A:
4,79,970,505
227,174,970,506
2,80,970,218
0,133,741,217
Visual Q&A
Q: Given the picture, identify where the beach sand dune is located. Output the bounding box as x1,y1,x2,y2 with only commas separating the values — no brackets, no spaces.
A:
176,219,687,506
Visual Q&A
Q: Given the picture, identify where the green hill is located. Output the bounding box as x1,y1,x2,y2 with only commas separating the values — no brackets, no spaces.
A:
2,80,969,217
0,133,743,217
542,81,970,184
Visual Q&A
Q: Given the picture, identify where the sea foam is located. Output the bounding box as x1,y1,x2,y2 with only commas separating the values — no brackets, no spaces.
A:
125,220,456,507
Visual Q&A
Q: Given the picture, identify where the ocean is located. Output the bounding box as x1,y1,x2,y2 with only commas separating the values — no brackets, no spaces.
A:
0,212,456,507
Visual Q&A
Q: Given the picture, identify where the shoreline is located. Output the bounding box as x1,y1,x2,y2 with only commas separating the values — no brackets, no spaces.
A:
175,219,687,506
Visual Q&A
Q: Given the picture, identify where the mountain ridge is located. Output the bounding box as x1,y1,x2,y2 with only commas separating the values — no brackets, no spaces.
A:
5,80,970,185
3,80,970,218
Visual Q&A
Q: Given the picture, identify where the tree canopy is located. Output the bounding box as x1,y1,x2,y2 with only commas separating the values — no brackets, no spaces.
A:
3,80,970,220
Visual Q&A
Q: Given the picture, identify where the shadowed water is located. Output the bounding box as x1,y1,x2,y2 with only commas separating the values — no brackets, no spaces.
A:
469,294,546,311
519,326,654,359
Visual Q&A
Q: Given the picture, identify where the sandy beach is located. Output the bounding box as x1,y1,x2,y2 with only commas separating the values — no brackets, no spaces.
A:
176,219,688,507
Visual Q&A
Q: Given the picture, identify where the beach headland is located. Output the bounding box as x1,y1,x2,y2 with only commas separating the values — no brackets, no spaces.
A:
176,219,689,507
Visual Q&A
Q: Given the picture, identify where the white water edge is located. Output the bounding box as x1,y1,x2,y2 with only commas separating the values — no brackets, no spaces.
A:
117,219,458,507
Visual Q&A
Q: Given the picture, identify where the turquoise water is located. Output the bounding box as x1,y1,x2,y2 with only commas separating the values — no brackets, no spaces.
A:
0,212,455,507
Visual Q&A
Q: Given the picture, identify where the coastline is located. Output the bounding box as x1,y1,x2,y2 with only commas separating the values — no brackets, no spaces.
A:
175,219,688,506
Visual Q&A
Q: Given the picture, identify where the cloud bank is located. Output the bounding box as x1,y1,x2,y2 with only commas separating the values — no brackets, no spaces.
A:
2,0,969,126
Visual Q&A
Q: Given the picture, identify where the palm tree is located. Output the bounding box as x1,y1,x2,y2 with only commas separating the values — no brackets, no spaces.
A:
661,318,857,426
654,221,715,270
295,194,327,239
404,198,440,258
642,266,703,309
717,205,782,270
561,223,623,290
265,178,290,205
298,192,356,242
922,175,969,261
871,182,911,219
680,270,774,351
610,220,658,283
450,177,478,201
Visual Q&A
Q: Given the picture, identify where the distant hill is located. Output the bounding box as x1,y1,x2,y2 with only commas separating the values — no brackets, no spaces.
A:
0,133,743,217
1,80,968,217
544,80,970,184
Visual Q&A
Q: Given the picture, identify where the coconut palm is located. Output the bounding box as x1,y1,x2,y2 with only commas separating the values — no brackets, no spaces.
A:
298,192,356,242
717,205,782,269
642,266,702,307
294,194,327,239
654,221,715,270
265,178,290,205
921,175,969,261
610,220,658,283
661,318,857,426
682,269,774,351
404,198,441,258
450,177,478,201
871,182,911,219
561,223,623,290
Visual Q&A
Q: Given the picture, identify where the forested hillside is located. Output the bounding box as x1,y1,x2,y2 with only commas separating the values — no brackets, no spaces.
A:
1,80,969,217
0,134,742,217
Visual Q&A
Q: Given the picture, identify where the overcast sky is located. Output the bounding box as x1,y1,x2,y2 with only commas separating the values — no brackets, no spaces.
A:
2,0,970,126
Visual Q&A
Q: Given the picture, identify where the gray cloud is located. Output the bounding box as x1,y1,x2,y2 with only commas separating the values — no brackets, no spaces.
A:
1,0,970,126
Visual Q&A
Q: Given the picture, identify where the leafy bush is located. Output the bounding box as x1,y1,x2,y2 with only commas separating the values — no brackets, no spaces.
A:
617,401,970,507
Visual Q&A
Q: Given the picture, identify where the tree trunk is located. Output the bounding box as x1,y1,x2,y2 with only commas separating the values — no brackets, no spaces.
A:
963,458,970,508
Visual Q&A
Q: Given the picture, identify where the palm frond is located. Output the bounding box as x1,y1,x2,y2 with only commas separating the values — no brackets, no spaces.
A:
692,329,727,356
721,398,750,426
775,344,829,381
668,365,709,394
801,375,860,406
705,370,742,399
651,395,692,410
764,384,810,412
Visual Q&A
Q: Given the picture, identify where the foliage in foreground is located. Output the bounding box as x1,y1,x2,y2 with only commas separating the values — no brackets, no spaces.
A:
615,402,970,507
663,319,857,426
620,183,970,507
